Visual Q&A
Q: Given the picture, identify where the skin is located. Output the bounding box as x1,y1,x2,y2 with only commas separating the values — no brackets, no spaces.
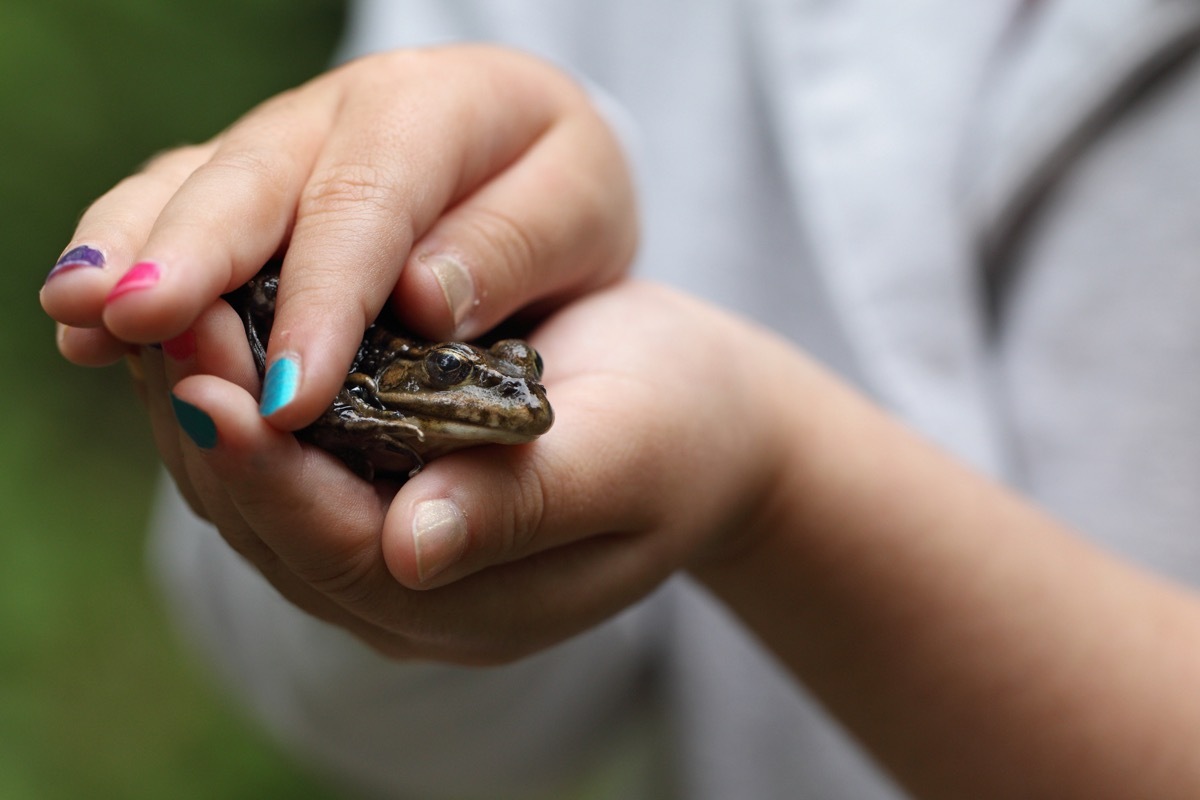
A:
42,46,636,419
41,45,1200,799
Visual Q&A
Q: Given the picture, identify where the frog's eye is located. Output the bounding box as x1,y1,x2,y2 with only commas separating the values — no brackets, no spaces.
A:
532,349,544,379
493,340,544,379
425,347,473,388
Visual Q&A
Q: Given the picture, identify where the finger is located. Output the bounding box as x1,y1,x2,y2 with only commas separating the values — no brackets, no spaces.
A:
372,283,767,662
40,145,214,328
397,98,637,340
162,382,398,646
155,295,269,524
379,370,668,592
138,292,258,527
55,323,133,367
258,47,601,430
124,350,148,407
168,370,412,609
160,295,262,397
140,344,207,518
156,298,382,605
100,84,340,345
184,361,664,664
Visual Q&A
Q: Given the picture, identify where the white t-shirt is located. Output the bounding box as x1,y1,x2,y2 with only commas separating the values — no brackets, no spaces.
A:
151,1,1200,796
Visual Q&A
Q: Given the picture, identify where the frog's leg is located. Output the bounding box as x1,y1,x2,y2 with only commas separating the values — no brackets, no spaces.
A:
311,376,431,481
240,307,269,373
336,385,427,444
343,372,379,402
378,436,426,478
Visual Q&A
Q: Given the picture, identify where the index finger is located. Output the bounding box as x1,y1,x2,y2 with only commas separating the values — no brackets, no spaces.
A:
257,47,636,431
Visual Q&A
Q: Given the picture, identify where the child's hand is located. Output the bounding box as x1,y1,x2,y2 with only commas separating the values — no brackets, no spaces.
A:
42,45,637,432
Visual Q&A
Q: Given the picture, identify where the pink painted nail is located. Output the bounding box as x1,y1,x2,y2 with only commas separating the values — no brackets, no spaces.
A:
106,261,161,303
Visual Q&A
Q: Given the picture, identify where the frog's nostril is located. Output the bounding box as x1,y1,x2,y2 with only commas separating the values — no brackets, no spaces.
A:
499,381,522,398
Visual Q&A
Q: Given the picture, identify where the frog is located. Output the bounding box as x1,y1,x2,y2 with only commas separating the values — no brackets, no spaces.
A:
223,262,553,481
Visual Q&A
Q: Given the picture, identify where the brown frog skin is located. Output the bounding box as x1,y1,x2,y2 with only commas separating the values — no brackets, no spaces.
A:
223,263,553,481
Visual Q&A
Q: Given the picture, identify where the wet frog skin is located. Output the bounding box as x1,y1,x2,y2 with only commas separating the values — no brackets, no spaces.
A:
224,263,553,481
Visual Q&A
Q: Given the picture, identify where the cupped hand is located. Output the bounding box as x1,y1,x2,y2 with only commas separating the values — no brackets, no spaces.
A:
142,280,798,663
42,45,637,431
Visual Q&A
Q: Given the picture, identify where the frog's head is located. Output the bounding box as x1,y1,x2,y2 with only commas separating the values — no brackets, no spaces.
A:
370,337,553,453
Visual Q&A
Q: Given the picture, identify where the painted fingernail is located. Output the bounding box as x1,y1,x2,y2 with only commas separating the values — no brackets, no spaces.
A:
161,329,196,361
170,394,217,449
47,245,105,283
422,253,476,329
260,355,300,417
412,498,469,582
106,261,161,302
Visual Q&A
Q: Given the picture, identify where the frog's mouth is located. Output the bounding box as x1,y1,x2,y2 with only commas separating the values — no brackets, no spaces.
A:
403,416,551,464
378,385,555,442
424,421,543,445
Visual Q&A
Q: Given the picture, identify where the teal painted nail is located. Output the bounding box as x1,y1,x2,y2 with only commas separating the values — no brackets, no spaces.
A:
170,395,217,449
260,356,300,417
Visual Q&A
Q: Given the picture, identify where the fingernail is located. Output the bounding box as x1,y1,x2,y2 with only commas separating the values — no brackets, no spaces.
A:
260,355,300,417
170,394,217,449
106,261,161,302
412,499,469,582
161,329,196,361
47,245,105,283
423,253,475,329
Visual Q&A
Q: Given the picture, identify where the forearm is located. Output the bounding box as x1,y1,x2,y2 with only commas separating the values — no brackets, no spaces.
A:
697,361,1200,799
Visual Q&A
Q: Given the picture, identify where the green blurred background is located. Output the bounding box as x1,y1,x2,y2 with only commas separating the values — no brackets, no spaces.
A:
1,1,346,796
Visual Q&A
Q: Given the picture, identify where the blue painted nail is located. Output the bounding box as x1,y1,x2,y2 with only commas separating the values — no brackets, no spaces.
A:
170,394,217,449
260,356,300,417
47,245,105,283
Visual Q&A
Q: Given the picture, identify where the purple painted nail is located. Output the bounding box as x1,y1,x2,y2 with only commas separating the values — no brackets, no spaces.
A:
47,245,105,283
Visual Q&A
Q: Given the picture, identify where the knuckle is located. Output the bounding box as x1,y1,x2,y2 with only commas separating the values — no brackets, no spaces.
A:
289,538,386,610
197,147,294,204
485,458,550,564
514,463,550,550
301,163,397,219
139,143,211,179
88,165,188,226
351,49,440,88
469,206,540,290
280,268,346,305
275,273,371,340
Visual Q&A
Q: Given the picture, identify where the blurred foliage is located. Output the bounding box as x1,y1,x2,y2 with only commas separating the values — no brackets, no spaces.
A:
0,1,345,797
